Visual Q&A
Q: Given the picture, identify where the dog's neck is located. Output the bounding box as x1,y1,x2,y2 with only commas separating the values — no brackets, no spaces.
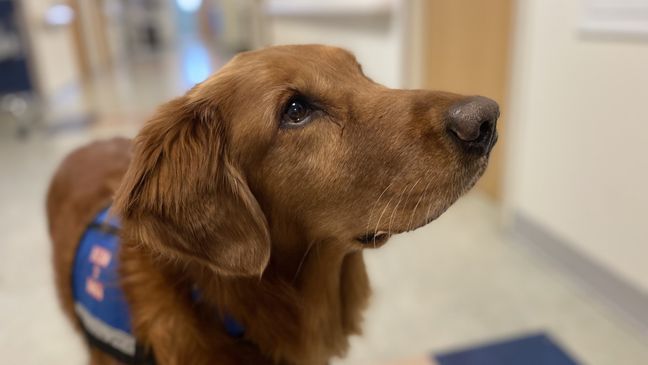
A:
194,237,370,365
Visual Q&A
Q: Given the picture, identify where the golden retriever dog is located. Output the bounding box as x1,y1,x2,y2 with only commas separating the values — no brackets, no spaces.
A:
47,45,499,365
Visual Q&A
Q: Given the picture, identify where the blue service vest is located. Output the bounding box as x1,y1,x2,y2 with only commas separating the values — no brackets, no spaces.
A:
72,206,244,364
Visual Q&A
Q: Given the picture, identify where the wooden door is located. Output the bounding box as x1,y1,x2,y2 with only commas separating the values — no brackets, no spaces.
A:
421,0,513,200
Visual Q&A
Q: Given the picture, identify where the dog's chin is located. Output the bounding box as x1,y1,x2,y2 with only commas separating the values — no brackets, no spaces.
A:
355,201,454,248
356,158,490,249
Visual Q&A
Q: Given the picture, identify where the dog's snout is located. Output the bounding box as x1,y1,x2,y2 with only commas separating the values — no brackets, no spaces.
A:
447,96,499,155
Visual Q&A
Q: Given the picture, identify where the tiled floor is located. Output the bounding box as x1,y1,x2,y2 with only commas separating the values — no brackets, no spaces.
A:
1,50,647,365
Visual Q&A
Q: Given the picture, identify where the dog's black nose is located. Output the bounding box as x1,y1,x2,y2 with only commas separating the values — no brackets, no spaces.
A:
447,96,499,155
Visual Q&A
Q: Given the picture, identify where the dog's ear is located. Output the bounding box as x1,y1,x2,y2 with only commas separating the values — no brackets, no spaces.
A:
113,94,271,276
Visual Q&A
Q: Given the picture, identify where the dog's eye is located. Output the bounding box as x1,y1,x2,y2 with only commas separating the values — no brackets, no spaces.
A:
282,98,312,127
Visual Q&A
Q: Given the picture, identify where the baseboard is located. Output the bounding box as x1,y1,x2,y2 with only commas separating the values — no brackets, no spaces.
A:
511,212,648,334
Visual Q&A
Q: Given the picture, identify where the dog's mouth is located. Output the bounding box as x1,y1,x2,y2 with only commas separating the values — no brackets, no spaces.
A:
355,219,435,247
355,162,489,248
356,231,391,246
354,202,454,247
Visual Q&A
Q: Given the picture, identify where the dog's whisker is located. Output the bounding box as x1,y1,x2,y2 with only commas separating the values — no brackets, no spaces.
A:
388,178,419,236
292,240,316,284
373,193,396,248
387,184,408,236
424,185,439,225
407,172,433,231
365,178,395,239
401,176,424,231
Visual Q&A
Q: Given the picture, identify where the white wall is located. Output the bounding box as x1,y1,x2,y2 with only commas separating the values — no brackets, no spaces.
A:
506,0,648,291
264,0,407,88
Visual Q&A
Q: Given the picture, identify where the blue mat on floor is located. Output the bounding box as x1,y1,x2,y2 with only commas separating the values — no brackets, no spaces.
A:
434,333,579,365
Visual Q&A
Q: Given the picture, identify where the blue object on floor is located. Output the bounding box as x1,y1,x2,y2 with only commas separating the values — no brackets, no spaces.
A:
434,333,579,365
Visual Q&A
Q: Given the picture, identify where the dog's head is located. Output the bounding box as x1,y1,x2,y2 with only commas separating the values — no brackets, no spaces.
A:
115,45,498,276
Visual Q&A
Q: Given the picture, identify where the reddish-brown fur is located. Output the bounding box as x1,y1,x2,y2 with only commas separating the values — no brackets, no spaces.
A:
47,45,495,365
